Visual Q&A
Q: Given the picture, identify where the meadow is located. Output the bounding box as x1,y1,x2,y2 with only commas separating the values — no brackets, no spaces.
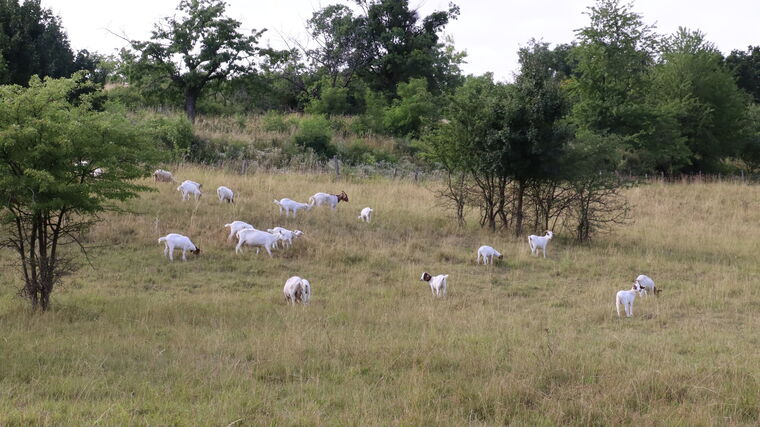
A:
1,165,759,425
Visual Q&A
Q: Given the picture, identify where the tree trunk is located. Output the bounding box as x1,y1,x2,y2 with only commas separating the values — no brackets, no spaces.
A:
514,180,525,237
184,88,199,124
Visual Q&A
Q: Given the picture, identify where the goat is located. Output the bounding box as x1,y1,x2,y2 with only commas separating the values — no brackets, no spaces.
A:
420,272,448,297
153,169,177,183
273,198,312,217
308,191,349,210
235,228,280,257
177,180,202,201
477,245,503,265
358,207,373,222
616,281,644,318
158,233,200,261
283,276,311,305
267,227,304,248
635,274,661,297
528,230,553,258
217,186,235,203
224,221,255,242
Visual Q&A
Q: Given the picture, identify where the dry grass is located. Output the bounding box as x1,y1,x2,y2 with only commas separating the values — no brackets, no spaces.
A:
1,166,759,425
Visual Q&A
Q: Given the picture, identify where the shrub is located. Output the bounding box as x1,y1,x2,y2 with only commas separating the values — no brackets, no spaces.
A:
292,116,336,159
262,110,290,133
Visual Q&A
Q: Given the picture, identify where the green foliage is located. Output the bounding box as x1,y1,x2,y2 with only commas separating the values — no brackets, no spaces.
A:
383,78,437,137
306,82,352,116
353,90,387,135
145,113,195,159
129,0,266,122
741,103,760,173
726,46,760,103
293,116,336,159
262,110,290,132
0,0,75,85
338,140,396,165
0,74,160,310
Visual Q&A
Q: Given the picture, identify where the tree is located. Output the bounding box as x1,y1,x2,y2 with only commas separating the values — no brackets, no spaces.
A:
130,0,265,122
0,74,159,311
0,0,76,85
726,46,760,103
649,28,748,172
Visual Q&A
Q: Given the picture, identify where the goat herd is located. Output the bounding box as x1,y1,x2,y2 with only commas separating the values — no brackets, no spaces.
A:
153,168,661,316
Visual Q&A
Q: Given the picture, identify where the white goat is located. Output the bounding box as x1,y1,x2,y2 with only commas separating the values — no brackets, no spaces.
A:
273,198,312,217
267,227,304,248
158,233,200,261
616,281,644,318
477,245,503,265
308,191,349,210
235,228,280,257
177,180,202,201
224,221,255,242
153,169,176,183
283,276,311,305
528,230,554,258
217,186,235,203
358,207,373,222
420,272,448,297
635,274,661,297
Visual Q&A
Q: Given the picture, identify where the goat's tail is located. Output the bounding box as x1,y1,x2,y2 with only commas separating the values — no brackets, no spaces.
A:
308,196,315,206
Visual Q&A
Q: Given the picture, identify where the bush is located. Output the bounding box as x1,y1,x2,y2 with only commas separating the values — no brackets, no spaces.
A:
292,116,336,159
383,78,437,138
146,114,195,159
262,110,290,133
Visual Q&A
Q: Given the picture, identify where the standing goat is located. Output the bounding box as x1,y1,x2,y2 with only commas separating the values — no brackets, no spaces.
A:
283,276,311,305
158,233,201,261
420,272,448,297
267,227,304,248
528,231,554,258
217,186,235,203
153,169,176,183
224,221,255,242
177,180,202,201
273,198,312,217
635,274,661,297
358,207,373,222
309,191,349,210
235,228,281,257
616,281,644,318
477,245,503,265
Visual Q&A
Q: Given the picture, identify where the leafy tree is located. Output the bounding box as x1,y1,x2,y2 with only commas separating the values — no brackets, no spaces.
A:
650,28,748,172
0,74,160,311
726,46,760,103
383,78,437,138
129,0,265,122
569,0,658,136
741,103,760,173
0,0,76,85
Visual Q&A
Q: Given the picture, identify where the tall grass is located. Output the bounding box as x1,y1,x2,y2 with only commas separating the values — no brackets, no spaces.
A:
1,166,759,424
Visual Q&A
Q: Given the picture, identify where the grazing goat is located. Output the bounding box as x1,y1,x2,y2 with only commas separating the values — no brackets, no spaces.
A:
420,272,448,297
283,276,311,305
217,186,235,203
273,198,312,217
358,207,373,222
477,245,503,265
153,169,176,183
308,191,349,210
235,228,280,257
224,221,255,242
616,281,644,318
635,274,661,297
528,230,554,258
177,180,202,201
158,233,200,261
267,227,304,248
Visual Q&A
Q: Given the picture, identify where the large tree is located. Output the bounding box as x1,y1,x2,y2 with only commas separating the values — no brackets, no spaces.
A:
130,0,265,122
726,46,760,103
0,74,159,311
0,0,76,85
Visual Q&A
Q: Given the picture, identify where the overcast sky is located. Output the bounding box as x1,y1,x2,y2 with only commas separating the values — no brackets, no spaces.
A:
44,0,759,81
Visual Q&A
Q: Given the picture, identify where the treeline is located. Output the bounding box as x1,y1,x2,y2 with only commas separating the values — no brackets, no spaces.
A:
2,0,760,238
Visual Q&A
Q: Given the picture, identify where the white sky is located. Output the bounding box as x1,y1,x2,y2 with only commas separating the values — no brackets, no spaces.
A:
44,0,759,82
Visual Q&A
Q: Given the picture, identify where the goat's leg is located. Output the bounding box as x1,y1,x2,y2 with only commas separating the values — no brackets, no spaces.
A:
182,248,187,261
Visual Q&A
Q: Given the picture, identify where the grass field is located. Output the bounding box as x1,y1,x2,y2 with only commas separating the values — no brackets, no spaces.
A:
1,166,759,425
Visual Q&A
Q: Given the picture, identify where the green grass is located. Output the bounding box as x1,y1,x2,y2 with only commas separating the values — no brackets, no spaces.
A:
1,166,759,425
